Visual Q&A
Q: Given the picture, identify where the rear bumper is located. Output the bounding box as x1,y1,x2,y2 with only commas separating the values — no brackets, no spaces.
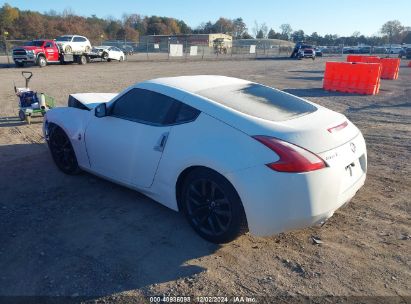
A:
224,134,367,236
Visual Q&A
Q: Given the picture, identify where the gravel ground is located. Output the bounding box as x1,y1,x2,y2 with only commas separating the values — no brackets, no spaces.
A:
0,56,410,303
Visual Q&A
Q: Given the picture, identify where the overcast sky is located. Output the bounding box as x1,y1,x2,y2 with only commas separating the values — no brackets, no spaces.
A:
2,0,410,36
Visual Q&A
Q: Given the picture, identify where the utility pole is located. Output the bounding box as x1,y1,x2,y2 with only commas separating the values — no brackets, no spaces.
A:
4,31,10,65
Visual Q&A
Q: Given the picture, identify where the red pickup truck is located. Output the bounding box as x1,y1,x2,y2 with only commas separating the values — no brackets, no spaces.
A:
12,39,97,67
12,40,61,67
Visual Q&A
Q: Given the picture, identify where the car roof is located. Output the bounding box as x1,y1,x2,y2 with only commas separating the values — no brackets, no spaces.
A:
58,35,85,38
144,75,251,93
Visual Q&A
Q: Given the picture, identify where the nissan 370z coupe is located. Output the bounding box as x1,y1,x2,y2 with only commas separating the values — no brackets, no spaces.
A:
43,76,367,243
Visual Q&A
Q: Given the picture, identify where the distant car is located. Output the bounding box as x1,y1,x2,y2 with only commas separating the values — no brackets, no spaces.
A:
385,47,404,55
314,48,323,57
92,46,125,61
343,47,357,54
297,45,315,60
55,35,92,54
121,45,134,55
43,75,367,243
358,46,371,54
291,43,315,60
12,40,60,67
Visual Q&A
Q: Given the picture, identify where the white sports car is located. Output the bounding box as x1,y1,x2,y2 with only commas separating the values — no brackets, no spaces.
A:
43,76,367,243
55,35,92,54
92,46,125,61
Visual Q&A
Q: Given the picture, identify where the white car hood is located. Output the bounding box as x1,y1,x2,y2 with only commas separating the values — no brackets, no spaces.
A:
69,93,118,110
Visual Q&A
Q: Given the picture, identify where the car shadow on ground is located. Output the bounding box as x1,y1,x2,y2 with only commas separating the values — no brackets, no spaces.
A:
0,143,218,297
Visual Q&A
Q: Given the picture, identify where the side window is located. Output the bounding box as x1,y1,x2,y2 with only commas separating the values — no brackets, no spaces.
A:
73,37,82,42
80,37,87,42
45,42,53,48
175,103,200,123
111,88,176,125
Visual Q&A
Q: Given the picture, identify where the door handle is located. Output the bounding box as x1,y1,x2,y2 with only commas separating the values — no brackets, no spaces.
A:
154,132,169,152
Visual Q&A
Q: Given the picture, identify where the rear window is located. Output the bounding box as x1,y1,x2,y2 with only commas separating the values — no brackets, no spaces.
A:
24,41,44,47
197,83,317,122
56,36,72,42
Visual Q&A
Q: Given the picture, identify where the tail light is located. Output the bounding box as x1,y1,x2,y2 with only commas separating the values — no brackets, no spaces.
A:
253,136,326,173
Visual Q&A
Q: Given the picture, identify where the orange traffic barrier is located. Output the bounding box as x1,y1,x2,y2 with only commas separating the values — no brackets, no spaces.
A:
347,55,380,63
380,58,400,79
347,55,400,79
323,62,381,95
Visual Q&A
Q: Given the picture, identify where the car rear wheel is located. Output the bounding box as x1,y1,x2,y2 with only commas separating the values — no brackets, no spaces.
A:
102,52,109,60
119,56,124,62
48,125,81,175
181,168,248,243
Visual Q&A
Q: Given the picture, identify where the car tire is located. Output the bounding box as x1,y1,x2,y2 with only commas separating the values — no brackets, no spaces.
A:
65,45,72,53
181,168,248,243
119,56,124,62
48,125,81,175
107,58,112,62
102,52,109,60
78,55,87,65
37,56,47,67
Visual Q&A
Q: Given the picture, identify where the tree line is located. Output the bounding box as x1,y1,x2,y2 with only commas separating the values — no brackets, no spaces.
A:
0,3,410,46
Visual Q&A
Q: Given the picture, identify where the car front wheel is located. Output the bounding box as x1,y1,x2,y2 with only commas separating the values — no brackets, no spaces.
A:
37,56,47,67
181,168,248,243
48,125,81,175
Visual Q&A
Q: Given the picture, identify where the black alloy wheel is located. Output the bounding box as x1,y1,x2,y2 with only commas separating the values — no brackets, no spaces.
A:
182,168,248,243
48,126,80,175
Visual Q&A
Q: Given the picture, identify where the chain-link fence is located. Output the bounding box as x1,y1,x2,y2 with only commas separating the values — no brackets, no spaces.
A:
0,38,295,62
313,45,405,57
0,39,406,66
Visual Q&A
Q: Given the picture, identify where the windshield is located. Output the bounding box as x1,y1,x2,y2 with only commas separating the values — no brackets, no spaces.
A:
24,40,44,47
197,83,317,122
56,36,72,42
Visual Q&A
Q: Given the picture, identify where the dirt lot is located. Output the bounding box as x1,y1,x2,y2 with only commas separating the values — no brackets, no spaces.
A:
0,57,410,303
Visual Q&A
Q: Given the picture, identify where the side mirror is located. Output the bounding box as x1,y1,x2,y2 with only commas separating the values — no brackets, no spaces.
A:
95,103,107,118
